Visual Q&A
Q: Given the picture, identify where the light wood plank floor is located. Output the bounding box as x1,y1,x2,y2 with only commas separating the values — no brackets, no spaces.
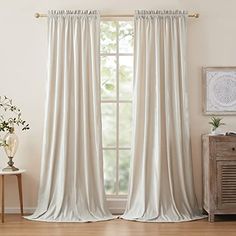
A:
1,215,236,236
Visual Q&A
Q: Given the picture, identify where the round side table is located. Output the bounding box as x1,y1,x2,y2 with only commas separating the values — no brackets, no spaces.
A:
0,169,26,223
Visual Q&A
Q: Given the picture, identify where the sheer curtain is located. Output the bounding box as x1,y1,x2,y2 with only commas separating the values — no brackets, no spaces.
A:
122,10,204,222
26,10,113,222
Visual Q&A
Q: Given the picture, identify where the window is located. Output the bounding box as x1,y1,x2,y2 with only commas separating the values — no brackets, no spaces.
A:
100,20,134,197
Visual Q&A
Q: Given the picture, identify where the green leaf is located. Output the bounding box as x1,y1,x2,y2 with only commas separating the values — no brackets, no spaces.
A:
0,96,30,133
209,116,225,129
105,83,115,91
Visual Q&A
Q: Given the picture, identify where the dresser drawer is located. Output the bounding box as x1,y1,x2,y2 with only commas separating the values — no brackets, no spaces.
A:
215,142,236,156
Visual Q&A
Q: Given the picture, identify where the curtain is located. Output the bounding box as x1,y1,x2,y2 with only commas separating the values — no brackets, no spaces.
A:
122,10,204,222
26,10,113,222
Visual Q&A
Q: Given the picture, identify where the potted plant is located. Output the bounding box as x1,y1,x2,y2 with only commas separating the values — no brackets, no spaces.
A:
0,96,29,171
209,116,225,135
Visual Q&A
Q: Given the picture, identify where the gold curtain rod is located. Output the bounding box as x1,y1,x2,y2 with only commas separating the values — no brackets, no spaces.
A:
34,12,200,19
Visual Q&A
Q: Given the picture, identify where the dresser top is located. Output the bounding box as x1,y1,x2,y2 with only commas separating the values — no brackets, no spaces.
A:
202,134,236,141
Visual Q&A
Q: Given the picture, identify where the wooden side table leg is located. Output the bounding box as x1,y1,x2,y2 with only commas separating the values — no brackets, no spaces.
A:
1,175,5,223
16,174,23,216
209,213,215,222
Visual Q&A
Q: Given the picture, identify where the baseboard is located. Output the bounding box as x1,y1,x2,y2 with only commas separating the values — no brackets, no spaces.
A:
5,197,127,215
5,207,35,214
107,198,126,214
5,207,204,216
5,205,125,215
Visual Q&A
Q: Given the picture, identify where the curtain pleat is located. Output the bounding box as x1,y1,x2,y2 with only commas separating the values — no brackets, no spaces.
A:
122,10,204,222
25,10,114,222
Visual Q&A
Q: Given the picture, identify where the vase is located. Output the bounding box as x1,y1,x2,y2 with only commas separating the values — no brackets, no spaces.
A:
211,127,221,135
3,127,19,171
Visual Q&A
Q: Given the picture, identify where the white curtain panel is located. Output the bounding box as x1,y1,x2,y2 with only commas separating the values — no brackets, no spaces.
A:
122,10,204,222
26,10,113,222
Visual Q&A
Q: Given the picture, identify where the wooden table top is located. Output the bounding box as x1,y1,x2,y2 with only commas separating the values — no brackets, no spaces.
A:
0,169,26,175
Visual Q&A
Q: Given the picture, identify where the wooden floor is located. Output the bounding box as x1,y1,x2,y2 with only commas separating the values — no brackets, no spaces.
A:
1,215,236,236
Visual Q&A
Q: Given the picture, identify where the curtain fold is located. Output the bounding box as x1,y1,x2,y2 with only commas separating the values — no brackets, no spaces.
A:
25,10,113,222
122,10,204,222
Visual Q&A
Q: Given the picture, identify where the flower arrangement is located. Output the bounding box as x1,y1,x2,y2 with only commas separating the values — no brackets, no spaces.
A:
0,96,29,146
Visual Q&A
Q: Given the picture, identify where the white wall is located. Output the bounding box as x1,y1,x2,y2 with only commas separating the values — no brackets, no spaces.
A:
0,0,236,212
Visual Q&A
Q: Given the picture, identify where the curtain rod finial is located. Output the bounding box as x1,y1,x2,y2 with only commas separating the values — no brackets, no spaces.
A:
35,13,40,18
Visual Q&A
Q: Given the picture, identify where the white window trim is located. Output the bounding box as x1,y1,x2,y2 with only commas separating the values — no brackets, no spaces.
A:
100,19,133,213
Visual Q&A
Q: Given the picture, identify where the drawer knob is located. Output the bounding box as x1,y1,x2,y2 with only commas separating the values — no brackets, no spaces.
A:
232,147,235,151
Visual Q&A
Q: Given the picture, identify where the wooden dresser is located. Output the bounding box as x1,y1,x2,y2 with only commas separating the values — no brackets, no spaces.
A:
202,134,236,222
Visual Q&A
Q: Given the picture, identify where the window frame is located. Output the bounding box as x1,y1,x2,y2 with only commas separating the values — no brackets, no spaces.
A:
100,18,134,202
